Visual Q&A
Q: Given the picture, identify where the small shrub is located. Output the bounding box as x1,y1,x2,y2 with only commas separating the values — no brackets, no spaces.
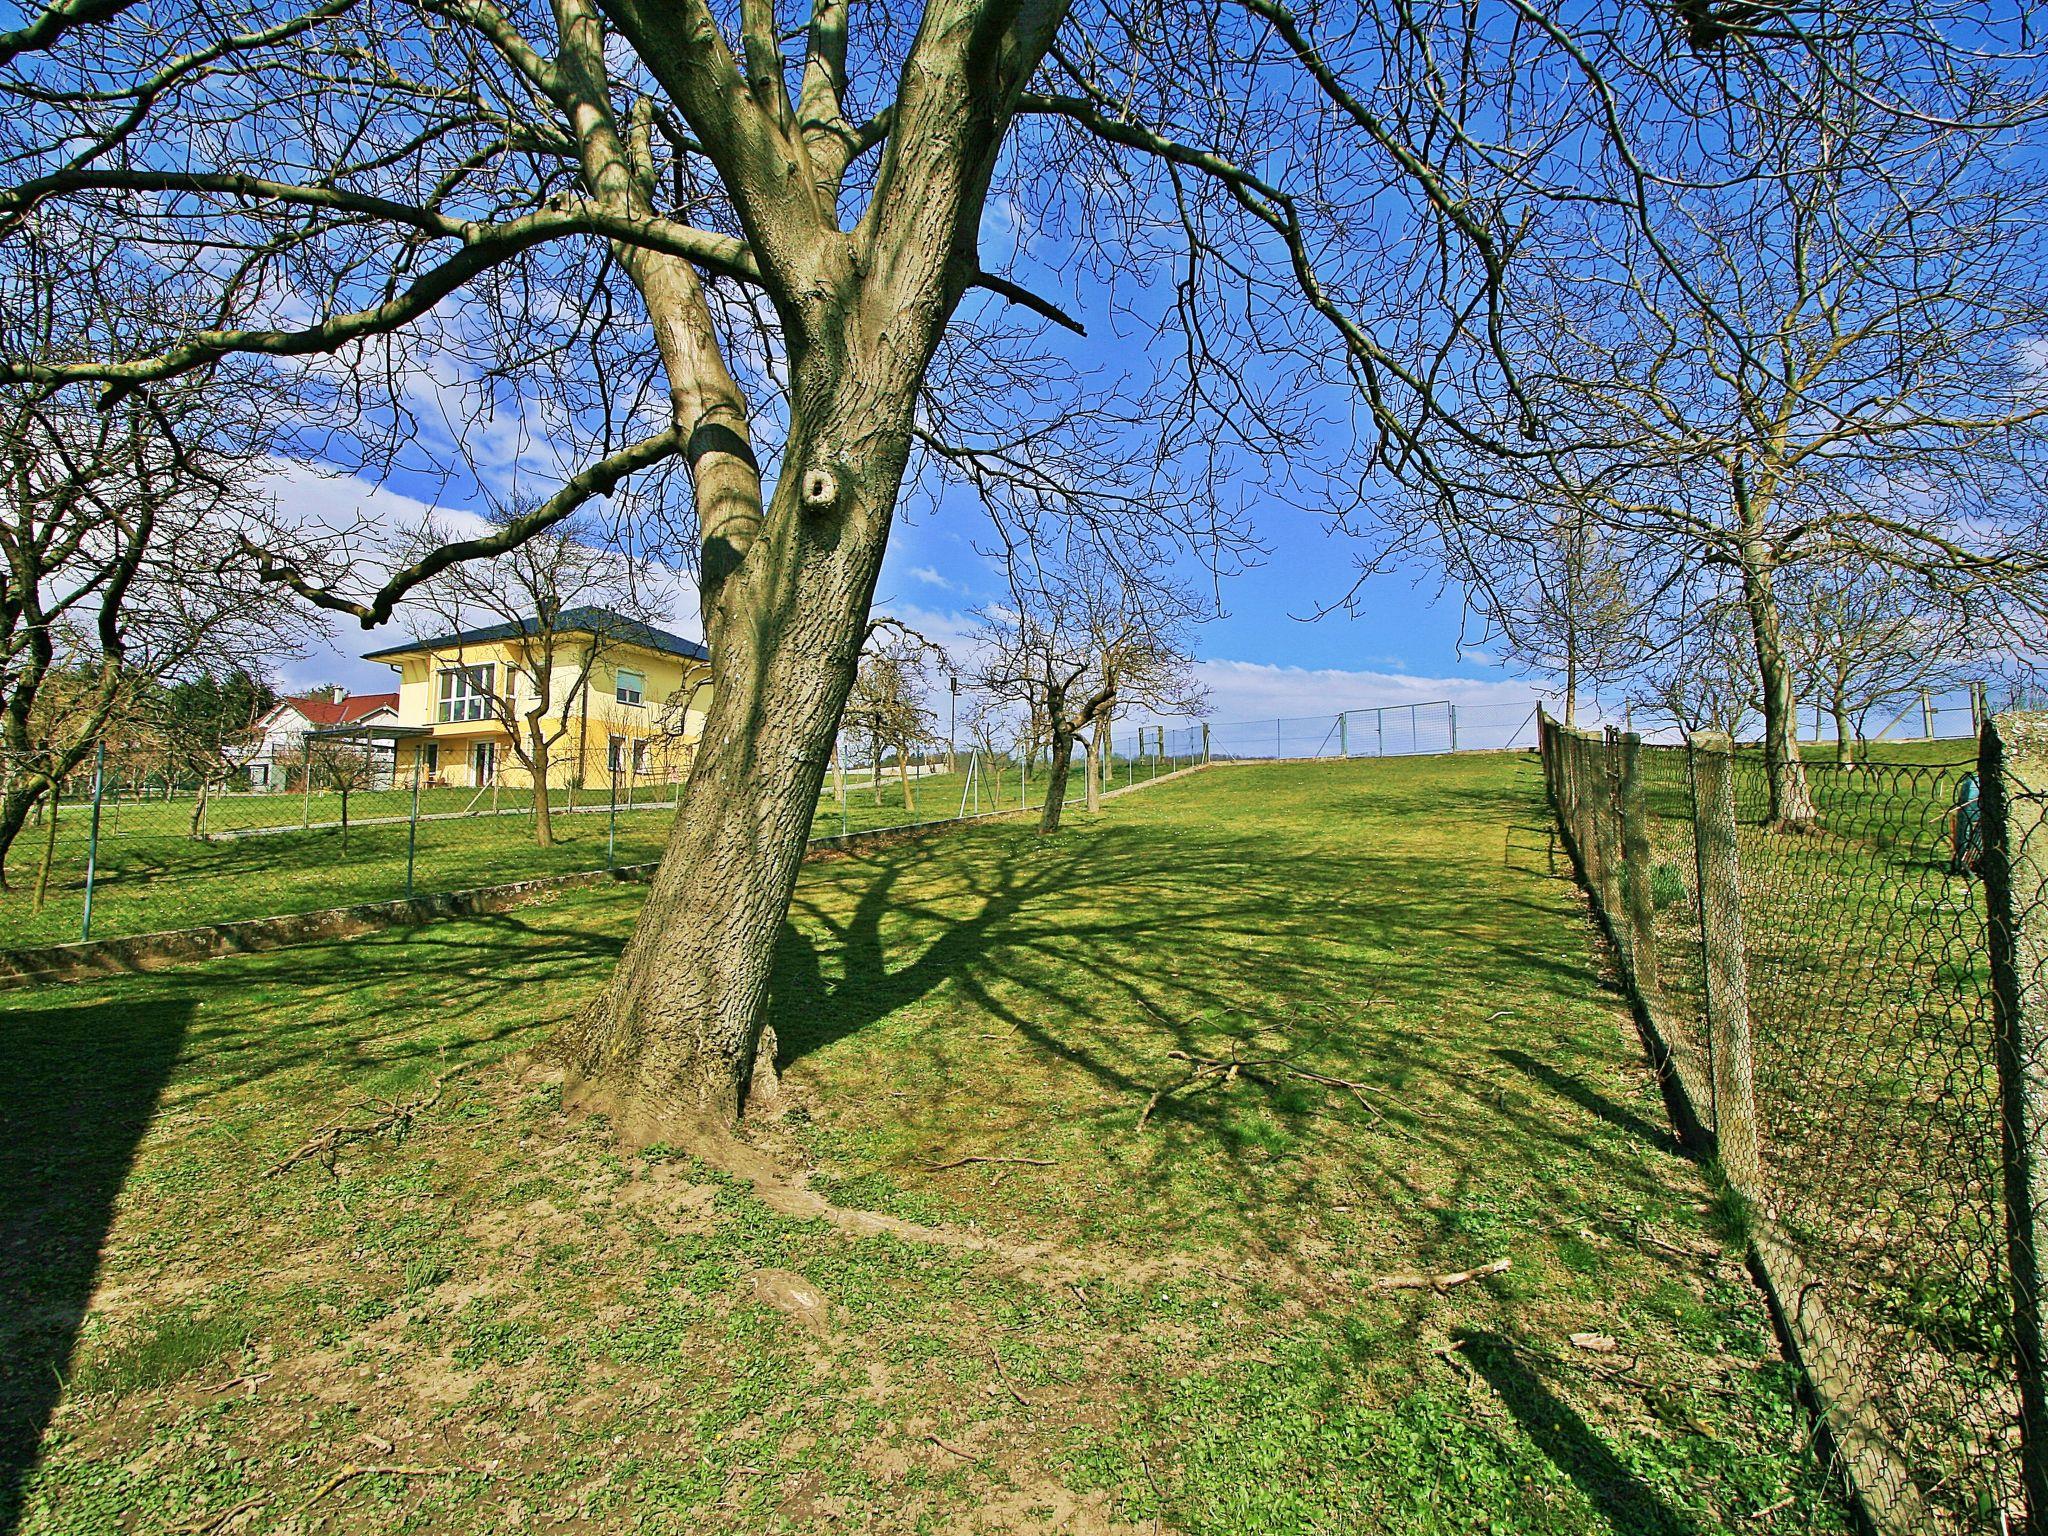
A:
1650,862,1687,912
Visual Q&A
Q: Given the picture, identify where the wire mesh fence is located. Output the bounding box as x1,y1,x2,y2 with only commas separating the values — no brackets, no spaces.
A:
3,739,1177,951
1541,714,2027,1535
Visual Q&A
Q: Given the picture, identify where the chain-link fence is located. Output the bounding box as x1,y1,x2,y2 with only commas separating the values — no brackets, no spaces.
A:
3,738,1174,952
1541,713,2034,1535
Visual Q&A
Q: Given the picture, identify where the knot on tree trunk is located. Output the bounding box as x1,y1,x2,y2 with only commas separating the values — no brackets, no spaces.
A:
799,464,844,514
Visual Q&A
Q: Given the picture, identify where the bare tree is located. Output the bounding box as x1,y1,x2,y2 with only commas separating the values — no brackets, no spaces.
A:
844,625,943,813
975,544,1206,833
1387,89,2048,825
1626,593,1759,744
407,515,658,846
7,0,2038,1125
1781,565,1988,766
151,668,277,836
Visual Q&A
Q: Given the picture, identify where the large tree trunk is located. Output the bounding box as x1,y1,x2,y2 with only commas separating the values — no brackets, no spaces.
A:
560,361,921,1137
188,776,209,839
0,781,42,889
1039,730,1077,834
1831,696,1855,767
1737,547,1816,827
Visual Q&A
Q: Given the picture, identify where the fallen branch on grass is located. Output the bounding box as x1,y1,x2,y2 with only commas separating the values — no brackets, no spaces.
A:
264,1065,467,1179
921,1155,1056,1171
1372,1257,1511,1292
1137,1049,1395,1132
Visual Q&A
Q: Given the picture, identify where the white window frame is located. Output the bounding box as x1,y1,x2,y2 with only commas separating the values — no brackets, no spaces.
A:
632,738,652,774
437,663,494,723
607,734,627,774
614,668,645,707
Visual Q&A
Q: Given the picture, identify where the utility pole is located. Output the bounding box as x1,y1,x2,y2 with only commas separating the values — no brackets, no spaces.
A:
949,675,959,773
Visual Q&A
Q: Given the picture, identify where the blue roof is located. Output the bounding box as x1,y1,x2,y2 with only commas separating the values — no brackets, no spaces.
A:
364,605,709,663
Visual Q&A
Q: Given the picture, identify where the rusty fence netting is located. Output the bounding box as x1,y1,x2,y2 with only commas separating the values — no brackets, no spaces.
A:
1540,711,2039,1536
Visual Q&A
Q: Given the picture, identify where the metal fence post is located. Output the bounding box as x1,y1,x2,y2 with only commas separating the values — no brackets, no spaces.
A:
1339,712,1348,757
1615,732,1663,1008
607,765,618,871
1983,710,2048,1533
1449,704,1458,754
1201,722,1210,763
80,739,106,942
1688,732,1760,1189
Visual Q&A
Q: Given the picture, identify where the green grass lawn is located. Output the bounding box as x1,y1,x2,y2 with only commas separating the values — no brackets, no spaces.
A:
0,754,1844,1534
0,756,1131,950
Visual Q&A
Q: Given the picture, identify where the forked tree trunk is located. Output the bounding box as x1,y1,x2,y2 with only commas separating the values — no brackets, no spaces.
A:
1039,731,1077,834
188,777,209,839
1737,551,1816,826
1084,727,1102,814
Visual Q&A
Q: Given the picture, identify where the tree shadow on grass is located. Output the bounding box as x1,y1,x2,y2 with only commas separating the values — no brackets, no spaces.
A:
1491,1047,1678,1154
0,995,192,1535
1459,1330,1700,1536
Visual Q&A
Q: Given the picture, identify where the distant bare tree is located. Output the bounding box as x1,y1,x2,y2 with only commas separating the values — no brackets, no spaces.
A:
1782,566,1987,766
975,545,1207,833
844,625,944,813
1628,595,1758,743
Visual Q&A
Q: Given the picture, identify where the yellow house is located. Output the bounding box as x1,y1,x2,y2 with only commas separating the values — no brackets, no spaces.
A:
358,606,713,790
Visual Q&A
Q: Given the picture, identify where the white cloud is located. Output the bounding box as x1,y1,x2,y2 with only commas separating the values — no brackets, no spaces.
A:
907,564,968,595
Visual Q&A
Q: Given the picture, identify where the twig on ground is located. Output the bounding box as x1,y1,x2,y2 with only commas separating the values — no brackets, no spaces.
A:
1136,1048,1403,1132
1749,1495,1795,1522
176,1494,268,1535
990,1346,1039,1407
927,1433,975,1460
265,1064,468,1179
300,1464,464,1511
179,1464,464,1536
922,1155,1055,1171
1372,1257,1511,1292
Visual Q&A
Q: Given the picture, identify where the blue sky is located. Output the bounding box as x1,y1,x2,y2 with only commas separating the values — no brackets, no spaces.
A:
278,451,1552,740
275,168,1560,733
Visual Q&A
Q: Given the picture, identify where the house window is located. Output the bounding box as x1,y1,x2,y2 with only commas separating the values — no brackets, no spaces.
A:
608,735,627,775
615,668,644,707
437,664,494,722
633,739,652,774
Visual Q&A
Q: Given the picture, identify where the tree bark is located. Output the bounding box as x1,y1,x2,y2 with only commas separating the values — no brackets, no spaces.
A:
1039,730,1076,834
1737,549,1815,826
529,725,556,847
560,354,923,1136
32,786,58,911
188,776,208,839
1831,697,1855,767
1085,720,1103,814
